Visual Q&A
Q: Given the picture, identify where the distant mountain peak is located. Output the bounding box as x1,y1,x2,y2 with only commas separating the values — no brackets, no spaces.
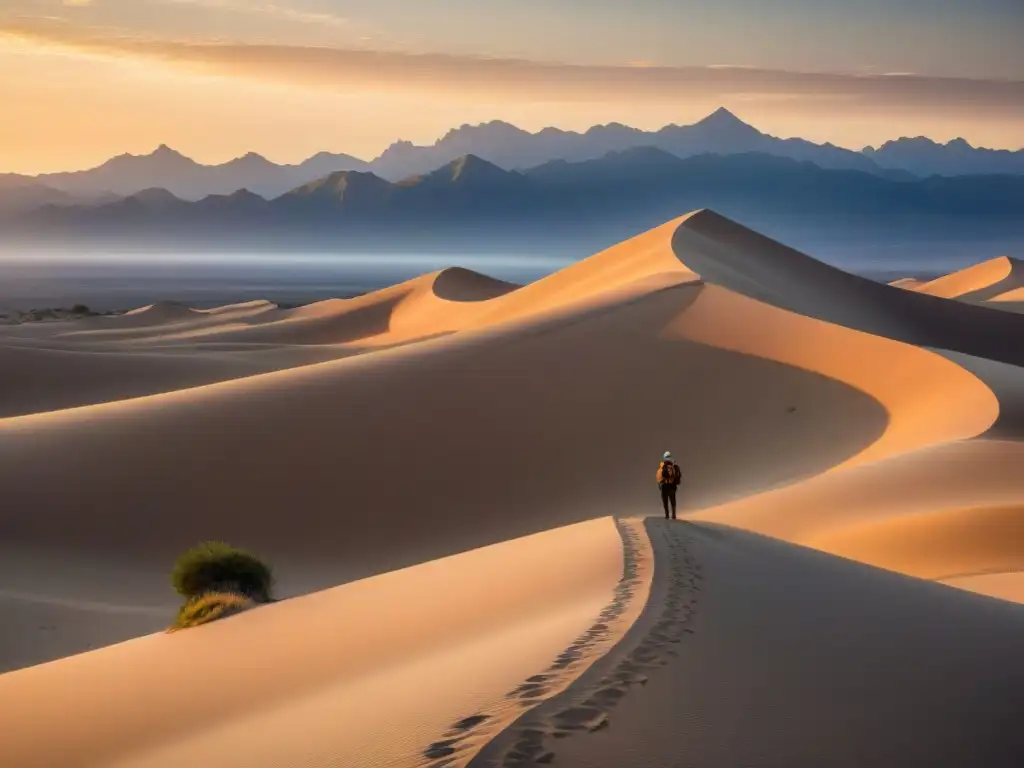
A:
287,169,391,200
443,154,513,183
151,144,187,159
126,187,182,206
947,137,974,150
451,153,499,177
227,188,265,200
223,151,273,168
304,150,362,162
697,107,750,129
445,120,524,136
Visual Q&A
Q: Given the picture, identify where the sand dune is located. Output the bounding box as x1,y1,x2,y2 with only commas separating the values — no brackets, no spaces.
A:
810,503,1024,579
0,270,520,416
945,571,1024,603
694,439,1024,579
913,255,1024,301
197,299,277,315
45,268,520,350
671,211,1024,366
0,341,349,417
3,209,1024,766
472,521,1024,768
0,518,642,768
887,276,925,289
989,286,1024,302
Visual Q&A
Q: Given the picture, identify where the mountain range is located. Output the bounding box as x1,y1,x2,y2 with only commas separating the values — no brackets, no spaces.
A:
8,150,1024,256
2,109,1022,205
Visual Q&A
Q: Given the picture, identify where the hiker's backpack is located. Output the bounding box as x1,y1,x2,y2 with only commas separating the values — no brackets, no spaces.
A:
661,461,678,485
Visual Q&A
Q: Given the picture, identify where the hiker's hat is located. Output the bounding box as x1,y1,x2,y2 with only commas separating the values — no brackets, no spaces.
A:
663,451,673,460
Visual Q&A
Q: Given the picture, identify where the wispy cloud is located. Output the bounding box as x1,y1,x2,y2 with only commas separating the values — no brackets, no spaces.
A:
3,17,1022,114
61,0,93,6
161,0,350,28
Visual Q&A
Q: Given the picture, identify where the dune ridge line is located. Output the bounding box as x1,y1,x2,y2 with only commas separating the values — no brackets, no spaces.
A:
419,516,653,767
469,518,702,766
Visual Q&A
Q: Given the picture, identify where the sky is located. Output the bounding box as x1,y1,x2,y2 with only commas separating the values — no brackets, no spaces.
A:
2,0,1022,173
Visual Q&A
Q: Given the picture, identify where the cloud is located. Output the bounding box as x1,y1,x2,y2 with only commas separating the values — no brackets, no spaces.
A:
3,17,1023,114
61,0,93,6
161,0,350,28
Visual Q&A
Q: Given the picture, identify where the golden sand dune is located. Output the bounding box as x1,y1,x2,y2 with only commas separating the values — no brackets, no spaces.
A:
913,255,1024,301
0,518,652,768
989,286,1024,302
2,209,1023,766
811,503,1024,580
50,298,281,342
55,268,517,349
944,571,1024,603
670,211,1024,366
0,341,348,418
121,301,201,322
888,276,925,289
0,269,519,415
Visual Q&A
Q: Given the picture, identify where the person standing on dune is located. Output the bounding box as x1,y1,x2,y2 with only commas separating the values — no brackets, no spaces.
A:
657,451,681,520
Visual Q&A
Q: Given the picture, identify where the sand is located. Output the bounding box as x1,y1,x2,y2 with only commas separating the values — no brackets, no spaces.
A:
912,255,1024,301
0,518,645,768
888,276,925,289
471,522,1024,768
2,209,1023,766
944,571,1024,603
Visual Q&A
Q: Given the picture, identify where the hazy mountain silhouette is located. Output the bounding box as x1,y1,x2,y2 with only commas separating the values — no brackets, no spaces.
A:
863,137,1024,177
14,146,371,202
6,110,1022,206
0,177,118,214
370,108,899,180
10,152,1024,254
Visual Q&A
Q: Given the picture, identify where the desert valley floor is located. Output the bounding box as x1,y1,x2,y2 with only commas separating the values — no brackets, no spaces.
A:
1,210,1022,767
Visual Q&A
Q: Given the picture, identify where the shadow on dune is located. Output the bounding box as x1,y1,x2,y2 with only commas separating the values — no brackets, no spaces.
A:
474,520,1024,768
673,210,1024,366
431,267,521,302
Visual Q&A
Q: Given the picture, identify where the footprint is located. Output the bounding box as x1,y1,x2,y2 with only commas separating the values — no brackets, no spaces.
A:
423,740,457,759
452,713,489,731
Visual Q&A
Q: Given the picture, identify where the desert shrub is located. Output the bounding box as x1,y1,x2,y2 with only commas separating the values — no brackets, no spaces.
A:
70,304,91,315
171,591,254,631
171,541,273,603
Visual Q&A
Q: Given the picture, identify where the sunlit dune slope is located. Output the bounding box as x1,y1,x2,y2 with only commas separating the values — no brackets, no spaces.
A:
888,277,925,290
913,256,1024,301
672,212,1024,366
0,518,632,768
694,440,1024,583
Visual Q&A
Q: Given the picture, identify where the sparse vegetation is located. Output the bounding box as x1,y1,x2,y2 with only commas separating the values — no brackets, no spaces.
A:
168,541,273,630
171,591,255,631
0,304,116,325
